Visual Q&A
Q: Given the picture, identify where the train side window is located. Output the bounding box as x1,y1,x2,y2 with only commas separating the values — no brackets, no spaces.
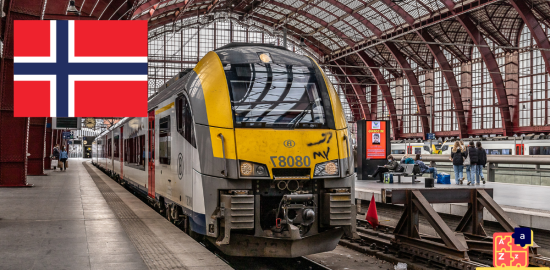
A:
159,116,171,165
107,138,112,157
176,95,196,148
114,135,120,158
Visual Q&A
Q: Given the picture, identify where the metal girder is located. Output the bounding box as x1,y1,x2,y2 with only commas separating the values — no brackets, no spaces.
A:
509,0,550,77
455,13,513,136
136,0,192,21
334,59,371,120
380,0,467,138
27,117,47,176
384,42,430,139
356,51,400,138
418,30,468,138
132,0,163,18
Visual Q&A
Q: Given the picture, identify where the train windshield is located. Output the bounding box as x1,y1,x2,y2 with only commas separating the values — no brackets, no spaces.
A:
225,63,327,128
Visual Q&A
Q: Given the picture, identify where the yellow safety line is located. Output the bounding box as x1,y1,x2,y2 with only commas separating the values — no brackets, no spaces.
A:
155,102,174,115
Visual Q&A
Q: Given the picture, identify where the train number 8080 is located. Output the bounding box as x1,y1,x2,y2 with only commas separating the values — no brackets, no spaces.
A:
270,156,311,167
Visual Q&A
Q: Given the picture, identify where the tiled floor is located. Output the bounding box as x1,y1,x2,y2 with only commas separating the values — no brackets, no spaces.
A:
0,159,230,270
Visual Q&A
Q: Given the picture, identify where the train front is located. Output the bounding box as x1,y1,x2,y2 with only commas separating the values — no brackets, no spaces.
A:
194,44,355,257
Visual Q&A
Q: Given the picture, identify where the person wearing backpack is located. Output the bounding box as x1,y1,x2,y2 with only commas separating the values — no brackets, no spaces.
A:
59,146,69,171
465,141,479,185
476,142,487,184
451,141,466,184
52,144,60,170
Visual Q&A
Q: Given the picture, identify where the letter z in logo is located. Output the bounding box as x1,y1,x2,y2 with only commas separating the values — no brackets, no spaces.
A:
283,140,295,148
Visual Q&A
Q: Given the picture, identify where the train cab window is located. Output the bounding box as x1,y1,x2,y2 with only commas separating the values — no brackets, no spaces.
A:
176,95,196,147
159,116,171,165
441,145,449,151
423,146,430,152
225,63,329,128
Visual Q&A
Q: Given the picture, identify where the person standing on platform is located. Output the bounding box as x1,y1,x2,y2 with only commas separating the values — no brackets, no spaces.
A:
52,144,60,170
476,142,487,184
369,155,399,182
451,141,466,184
415,154,437,179
465,141,479,185
59,146,69,171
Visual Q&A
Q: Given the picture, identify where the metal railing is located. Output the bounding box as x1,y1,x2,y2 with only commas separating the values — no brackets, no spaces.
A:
392,154,550,184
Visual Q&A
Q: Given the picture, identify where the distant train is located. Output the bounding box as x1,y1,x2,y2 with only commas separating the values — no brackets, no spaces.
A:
92,43,355,258
391,134,550,156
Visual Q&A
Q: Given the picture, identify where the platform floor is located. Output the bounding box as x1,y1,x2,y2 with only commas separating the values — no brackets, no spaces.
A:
356,178,550,212
0,159,231,270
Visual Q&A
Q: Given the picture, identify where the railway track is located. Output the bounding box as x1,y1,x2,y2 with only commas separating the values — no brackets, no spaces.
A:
94,163,332,270
341,202,550,270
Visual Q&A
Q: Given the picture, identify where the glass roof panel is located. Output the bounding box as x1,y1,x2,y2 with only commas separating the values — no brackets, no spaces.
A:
397,0,430,19
357,6,393,32
344,16,374,37
373,1,407,26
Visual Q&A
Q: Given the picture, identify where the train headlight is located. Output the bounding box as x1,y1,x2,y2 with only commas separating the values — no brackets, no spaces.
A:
240,162,253,176
239,161,269,178
314,160,339,176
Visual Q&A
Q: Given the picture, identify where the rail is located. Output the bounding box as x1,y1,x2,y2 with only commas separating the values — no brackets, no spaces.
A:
392,154,550,183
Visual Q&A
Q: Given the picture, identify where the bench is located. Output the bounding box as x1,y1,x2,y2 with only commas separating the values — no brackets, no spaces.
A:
390,164,422,183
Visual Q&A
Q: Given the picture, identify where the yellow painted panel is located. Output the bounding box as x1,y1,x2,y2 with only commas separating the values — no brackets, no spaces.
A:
336,129,349,159
210,127,237,160
194,52,234,128
234,129,343,178
308,57,348,130
155,102,174,115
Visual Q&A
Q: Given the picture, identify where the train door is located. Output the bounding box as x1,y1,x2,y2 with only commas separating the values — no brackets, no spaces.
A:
120,127,123,178
515,144,524,155
148,111,156,198
407,146,412,154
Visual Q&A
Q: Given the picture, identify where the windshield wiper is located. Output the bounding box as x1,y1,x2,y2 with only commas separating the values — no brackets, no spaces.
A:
289,102,314,129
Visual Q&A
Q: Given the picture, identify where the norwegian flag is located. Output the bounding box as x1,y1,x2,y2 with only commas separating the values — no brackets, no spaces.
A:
14,20,148,117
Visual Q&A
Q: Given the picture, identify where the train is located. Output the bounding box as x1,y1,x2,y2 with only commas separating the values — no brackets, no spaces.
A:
391,134,550,156
92,43,356,258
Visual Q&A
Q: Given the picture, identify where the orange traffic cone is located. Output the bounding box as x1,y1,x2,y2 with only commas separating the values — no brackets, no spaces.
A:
365,194,379,230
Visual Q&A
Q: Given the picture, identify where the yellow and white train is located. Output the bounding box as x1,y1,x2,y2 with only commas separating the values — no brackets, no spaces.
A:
93,43,356,257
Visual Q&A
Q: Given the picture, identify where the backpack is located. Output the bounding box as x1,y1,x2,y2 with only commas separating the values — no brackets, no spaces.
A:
395,164,405,172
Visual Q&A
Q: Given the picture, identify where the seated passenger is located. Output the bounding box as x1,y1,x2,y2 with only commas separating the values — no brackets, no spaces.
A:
401,153,415,164
369,155,400,182
415,154,437,179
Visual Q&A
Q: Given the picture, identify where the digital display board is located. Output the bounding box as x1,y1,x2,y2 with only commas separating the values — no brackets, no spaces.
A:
366,120,387,159
53,118,81,130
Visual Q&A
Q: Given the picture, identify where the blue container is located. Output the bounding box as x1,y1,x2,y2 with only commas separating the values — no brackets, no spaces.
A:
436,174,451,184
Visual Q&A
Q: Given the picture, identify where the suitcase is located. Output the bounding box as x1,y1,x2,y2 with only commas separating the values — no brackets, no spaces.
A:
436,173,451,184
383,173,393,184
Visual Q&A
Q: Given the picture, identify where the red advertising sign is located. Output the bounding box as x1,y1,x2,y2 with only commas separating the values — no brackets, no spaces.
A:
366,121,386,159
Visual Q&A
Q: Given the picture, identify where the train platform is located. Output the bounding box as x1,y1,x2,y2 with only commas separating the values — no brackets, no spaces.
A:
355,178,550,231
0,159,231,270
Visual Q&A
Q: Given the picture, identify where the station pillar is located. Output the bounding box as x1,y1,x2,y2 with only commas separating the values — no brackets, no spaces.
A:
0,0,36,187
27,118,47,175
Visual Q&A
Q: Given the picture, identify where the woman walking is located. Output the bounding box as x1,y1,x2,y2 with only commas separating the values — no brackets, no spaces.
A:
52,144,60,170
466,141,479,185
476,142,487,184
59,146,69,171
451,141,466,184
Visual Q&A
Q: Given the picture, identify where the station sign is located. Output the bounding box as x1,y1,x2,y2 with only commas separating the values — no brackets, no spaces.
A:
426,133,435,140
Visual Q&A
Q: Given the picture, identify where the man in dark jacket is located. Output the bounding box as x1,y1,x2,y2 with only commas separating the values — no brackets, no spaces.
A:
466,141,478,185
476,142,487,184
369,155,400,182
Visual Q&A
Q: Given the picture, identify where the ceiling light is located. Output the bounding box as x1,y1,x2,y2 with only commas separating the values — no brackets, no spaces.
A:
67,0,80,15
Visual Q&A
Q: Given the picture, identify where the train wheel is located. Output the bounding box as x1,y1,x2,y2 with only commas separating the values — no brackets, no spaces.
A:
166,204,174,223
